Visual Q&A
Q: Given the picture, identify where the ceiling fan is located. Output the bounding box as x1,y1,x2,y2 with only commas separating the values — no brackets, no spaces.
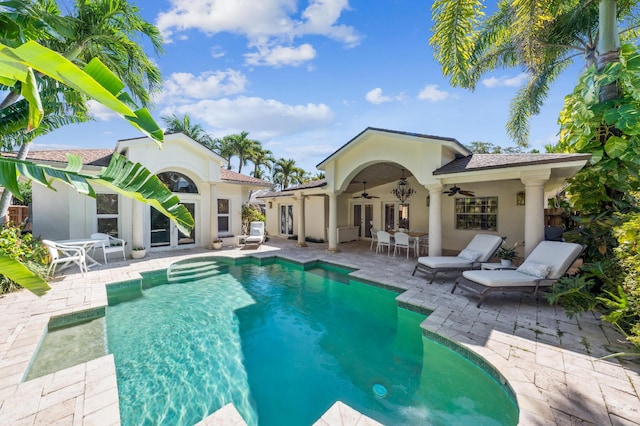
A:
443,185,475,197
353,181,379,199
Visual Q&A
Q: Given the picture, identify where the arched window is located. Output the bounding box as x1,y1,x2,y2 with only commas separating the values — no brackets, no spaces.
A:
157,171,198,193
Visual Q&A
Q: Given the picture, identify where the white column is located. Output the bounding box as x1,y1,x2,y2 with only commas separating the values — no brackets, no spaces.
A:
327,193,339,252
209,183,218,245
296,192,307,247
521,174,549,257
427,185,443,256
132,201,144,251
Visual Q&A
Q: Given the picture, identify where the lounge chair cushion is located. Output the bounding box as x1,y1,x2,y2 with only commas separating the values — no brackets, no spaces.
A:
417,256,473,269
523,241,583,279
462,269,543,288
458,249,481,261
516,262,552,279
464,234,505,262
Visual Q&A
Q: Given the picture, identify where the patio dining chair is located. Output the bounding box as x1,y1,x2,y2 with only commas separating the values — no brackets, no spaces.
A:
370,225,379,250
393,232,413,258
42,240,88,277
452,240,585,307
412,234,504,284
90,232,126,264
376,231,391,255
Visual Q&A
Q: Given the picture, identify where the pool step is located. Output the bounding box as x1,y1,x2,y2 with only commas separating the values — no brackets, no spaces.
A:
166,261,227,283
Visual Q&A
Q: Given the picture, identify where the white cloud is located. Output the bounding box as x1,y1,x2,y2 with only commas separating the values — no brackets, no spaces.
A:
210,45,226,58
157,70,248,104
245,43,316,67
87,100,119,121
417,84,450,102
156,0,361,67
365,88,392,104
161,96,334,139
481,73,528,88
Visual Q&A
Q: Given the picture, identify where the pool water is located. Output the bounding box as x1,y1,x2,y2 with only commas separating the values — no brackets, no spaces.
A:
106,260,518,425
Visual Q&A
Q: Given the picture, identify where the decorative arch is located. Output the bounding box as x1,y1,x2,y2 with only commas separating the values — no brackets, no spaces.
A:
157,171,199,193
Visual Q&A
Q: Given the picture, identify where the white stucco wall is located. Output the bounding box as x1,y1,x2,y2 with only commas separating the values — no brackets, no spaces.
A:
32,182,71,241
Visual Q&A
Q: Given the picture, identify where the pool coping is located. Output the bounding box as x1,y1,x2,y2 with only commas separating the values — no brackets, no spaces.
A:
0,241,638,425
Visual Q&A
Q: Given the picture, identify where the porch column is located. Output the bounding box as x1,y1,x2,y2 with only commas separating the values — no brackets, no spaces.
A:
427,185,443,256
296,192,307,247
521,173,549,257
132,201,144,250
327,192,340,253
209,183,218,245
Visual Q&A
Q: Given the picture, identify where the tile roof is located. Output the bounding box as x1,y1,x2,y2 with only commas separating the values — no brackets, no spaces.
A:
4,149,272,186
433,153,592,175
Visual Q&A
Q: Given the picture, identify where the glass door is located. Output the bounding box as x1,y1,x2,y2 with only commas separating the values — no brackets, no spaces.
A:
280,205,294,236
384,203,410,231
352,203,374,237
150,202,196,248
384,203,396,231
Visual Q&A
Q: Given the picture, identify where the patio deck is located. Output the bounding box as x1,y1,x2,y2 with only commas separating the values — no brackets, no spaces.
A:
0,237,638,425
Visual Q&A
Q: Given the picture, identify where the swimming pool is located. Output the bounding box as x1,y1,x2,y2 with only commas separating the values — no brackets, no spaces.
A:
106,257,518,425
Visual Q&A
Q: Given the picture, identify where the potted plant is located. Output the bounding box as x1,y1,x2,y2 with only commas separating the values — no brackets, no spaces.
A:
496,244,518,267
211,239,223,250
131,247,146,259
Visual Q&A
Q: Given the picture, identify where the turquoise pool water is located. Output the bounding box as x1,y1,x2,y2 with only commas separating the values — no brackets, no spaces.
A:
106,260,518,425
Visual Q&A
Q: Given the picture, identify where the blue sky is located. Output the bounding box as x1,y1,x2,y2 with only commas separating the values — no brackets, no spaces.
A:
35,0,586,174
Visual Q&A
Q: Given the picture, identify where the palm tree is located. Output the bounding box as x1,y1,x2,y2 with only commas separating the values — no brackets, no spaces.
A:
250,146,275,179
161,113,214,148
273,158,305,190
213,136,235,170
226,131,259,174
430,0,639,145
0,0,164,220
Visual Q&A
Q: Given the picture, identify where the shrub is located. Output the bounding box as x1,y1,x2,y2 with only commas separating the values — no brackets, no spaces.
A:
0,225,49,294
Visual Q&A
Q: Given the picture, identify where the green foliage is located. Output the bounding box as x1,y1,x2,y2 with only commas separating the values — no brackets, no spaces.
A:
496,244,518,261
545,275,597,318
0,225,49,294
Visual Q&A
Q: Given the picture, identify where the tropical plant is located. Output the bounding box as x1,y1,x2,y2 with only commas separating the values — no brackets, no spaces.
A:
0,0,165,221
430,0,640,145
0,225,49,295
496,244,518,261
249,146,275,179
241,204,265,235
224,131,259,174
272,158,305,190
162,113,215,148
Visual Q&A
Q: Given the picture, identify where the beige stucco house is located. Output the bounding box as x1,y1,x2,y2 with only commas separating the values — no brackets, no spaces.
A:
260,127,590,257
28,133,272,254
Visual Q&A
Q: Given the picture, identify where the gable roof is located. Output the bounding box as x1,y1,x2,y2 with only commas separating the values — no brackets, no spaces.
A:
6,149,271,186
316,127,470,168
257,179,327,198
433,153,592,175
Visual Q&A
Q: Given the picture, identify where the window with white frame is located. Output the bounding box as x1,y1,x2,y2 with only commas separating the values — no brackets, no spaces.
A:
455,197,498,231
97,193,119,236
218,198,230,234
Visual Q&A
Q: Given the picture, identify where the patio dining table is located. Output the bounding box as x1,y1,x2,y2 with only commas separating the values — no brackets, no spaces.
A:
54,238,103,268
388,230,428,256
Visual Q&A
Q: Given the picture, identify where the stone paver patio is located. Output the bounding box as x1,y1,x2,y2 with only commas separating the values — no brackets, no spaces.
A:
0,237,638,425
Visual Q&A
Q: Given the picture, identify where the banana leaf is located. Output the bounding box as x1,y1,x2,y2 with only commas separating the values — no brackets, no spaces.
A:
0,255,50,296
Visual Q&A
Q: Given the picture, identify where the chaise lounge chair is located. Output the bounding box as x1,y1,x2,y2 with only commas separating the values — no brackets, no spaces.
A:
452,240,585,307
244,221,265,249
412,234,504,284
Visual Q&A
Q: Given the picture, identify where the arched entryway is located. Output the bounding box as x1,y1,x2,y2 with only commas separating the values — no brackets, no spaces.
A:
151,171,198,249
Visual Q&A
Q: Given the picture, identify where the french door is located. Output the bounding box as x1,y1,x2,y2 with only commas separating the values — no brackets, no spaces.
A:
352,203,373,238
280,204,294,236
150,203,196,248
384,202,410,231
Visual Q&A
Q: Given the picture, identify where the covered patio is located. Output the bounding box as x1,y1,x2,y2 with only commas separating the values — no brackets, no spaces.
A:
262,128,590,257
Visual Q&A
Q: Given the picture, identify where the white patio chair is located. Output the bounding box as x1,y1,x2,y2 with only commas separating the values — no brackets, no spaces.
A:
42,240,88,277
393,232,413,258
370,226,379,250
90,233,126,264
244,221,265,249
375,231,391,255
452,241,585,307
412,234,504,284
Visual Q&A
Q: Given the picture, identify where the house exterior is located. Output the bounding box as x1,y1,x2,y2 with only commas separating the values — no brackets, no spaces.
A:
28,133,272,254
260,127,590,257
